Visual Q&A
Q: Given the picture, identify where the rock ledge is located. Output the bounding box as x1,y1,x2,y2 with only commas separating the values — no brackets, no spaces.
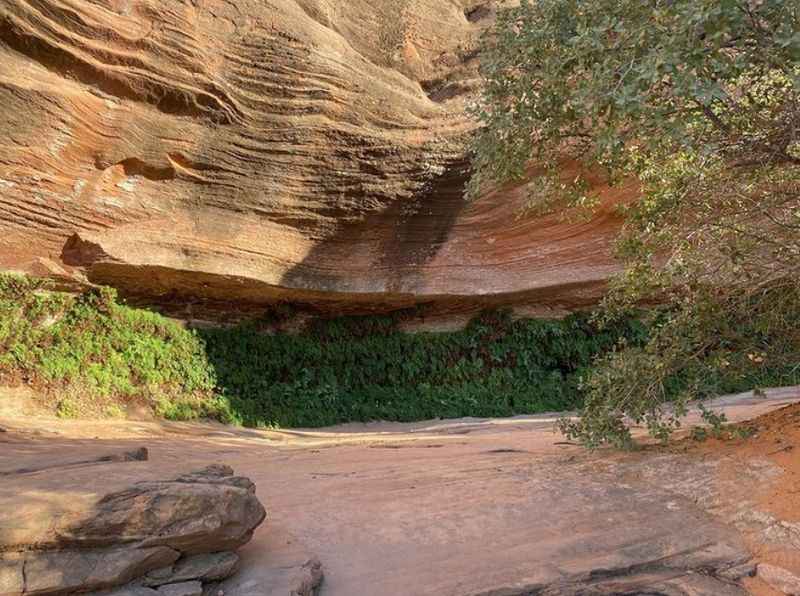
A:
0,465,280,596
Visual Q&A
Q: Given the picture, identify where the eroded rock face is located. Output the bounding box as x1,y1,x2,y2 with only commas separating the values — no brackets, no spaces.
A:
64,465,264,554
141,552,240,587
19,547,180,596
0,465,268,596
0,0,631,319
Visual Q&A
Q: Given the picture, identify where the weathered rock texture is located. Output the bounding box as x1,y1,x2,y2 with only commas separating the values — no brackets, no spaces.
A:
0,463,269,596
758,563,800,595
0,0,633,319
9,393,800,596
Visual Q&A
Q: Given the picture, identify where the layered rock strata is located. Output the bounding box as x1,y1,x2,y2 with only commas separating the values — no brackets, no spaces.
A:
0,0,633,319
0,464,275,596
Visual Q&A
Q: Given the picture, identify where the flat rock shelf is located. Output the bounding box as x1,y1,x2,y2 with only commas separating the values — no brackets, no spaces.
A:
2,387,799,595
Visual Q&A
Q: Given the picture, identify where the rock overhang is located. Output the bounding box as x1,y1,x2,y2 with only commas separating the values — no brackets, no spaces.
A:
0,0,632,321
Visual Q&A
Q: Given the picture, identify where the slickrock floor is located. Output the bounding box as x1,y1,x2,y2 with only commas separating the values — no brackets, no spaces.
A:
2,387,799,595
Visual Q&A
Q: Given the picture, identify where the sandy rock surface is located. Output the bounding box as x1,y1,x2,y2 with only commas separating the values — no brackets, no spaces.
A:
758,563,800,595
2,387,799,596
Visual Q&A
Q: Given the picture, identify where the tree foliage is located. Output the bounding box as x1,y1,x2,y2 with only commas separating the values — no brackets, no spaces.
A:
472,0,800,446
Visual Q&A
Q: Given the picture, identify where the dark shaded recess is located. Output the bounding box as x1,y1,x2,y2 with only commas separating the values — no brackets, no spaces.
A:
61,234,112,268
280,157,471,294
465,4,494,23
0,16,238,124
378,158,470,270
421,78,474,103
116,157,176,181
72,259,610,323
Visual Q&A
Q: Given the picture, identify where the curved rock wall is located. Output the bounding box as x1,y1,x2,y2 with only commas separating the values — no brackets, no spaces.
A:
0,0,633,319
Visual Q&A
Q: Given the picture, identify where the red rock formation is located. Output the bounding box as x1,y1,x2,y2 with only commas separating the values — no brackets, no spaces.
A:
0,0,633,319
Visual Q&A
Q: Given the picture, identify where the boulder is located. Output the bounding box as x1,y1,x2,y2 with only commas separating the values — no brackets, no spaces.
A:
61,467,266,554
209,557,323,596
0,466,266,595
22,547,179,596
172,467,256,493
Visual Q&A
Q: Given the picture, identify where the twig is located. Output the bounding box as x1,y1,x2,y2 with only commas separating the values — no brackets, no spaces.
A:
766,444,794,456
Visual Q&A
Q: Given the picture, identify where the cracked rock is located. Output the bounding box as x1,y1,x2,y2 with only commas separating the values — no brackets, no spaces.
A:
157,582,202,596
143,553,239,587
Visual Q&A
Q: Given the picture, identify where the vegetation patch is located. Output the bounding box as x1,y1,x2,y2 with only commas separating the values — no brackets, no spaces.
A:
0,273,648,428
472,0,800,446
0,274,231,422
2,273,795,433
199,310,647,428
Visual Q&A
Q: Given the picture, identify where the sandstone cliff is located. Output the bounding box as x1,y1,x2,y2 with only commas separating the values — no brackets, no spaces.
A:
0,0,633,319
